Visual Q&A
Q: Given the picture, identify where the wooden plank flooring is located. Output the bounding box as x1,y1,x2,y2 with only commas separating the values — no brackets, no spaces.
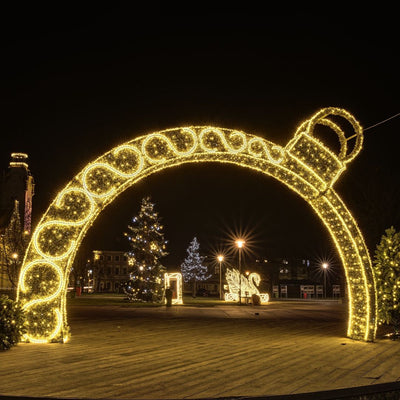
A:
1,301,400,399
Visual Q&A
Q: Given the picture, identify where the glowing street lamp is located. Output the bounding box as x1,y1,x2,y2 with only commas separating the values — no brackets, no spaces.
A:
235,239,245,305
11,253,19,284
217,255,224,300
322,262,329,298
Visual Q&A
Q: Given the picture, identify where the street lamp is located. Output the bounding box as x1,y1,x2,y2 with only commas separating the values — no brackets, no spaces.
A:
322,262,328,298
235,239,245,305
11,253,19,286
11,252,18,268
217,255,224,300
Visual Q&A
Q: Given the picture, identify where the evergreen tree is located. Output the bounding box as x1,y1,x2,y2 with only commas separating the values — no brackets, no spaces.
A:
0,201,28,293
124,196,168,302
180,237,210,297
373,226,400,335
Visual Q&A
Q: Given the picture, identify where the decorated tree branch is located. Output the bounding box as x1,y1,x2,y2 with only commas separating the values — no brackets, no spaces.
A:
0,295,26,351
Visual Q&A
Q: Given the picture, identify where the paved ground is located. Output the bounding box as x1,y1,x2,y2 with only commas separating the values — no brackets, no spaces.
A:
1,299,400,399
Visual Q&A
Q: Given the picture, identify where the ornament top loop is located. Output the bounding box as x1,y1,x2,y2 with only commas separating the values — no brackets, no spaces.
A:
295,107,363,164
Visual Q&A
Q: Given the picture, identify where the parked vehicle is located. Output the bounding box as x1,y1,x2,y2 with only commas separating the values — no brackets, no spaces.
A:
197,288,210,297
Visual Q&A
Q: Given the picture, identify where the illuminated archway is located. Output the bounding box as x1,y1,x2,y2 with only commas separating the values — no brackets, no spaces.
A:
164,273,183,305
17,107,377,343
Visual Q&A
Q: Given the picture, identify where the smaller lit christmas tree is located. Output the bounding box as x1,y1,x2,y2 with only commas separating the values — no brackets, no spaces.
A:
373,226,400,338
180,237,210,297
124,196,168,302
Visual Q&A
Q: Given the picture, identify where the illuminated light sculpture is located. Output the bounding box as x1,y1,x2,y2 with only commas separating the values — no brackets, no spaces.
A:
224,268,269,304
164,273,183,305
17,107,377,343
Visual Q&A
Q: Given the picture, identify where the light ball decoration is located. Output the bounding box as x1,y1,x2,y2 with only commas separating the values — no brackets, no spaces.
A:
17,107,376,343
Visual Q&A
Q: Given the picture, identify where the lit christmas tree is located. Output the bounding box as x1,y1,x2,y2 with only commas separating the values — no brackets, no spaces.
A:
373,226,400,337
124,196,168,302
180,237,210,297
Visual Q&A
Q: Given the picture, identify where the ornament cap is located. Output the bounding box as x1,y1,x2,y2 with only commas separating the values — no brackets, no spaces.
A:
285,107,363,189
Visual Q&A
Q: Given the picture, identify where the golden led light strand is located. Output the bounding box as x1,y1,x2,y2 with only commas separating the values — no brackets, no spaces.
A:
17,107,377,343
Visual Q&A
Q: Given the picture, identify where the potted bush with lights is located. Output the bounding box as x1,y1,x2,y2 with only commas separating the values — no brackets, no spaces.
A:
0,295,26,351
373,226,400,339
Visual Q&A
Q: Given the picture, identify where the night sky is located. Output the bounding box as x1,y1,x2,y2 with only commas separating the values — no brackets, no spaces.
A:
1,5,399,269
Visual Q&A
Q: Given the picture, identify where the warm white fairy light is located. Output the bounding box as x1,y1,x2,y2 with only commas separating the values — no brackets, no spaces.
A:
16,107,376,343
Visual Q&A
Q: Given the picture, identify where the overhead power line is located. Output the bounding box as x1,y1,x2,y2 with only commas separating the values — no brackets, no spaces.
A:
346,112,400,141
364,112,400,131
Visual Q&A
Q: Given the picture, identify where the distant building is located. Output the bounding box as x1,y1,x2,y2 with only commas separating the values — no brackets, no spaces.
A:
200,255,345,300
0,153,34,291
0,153,35,234
91,250,130,293
250,256,344,299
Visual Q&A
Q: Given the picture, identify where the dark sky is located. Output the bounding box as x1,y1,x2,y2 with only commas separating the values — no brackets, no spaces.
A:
1,5,399,269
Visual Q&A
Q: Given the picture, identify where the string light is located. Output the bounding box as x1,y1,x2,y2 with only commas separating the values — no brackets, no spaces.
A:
16,107,377,343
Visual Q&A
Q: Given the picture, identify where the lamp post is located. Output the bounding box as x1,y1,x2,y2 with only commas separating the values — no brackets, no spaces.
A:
12,252,18,268
11,252,18,288
235,239,245,305
322,262,328,298
217,255,224,300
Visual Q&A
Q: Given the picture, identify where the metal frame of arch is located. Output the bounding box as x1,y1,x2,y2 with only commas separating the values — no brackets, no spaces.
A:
17,107,377,343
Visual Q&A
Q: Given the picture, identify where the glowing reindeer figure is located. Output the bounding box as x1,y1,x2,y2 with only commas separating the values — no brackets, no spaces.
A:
224,268,269,303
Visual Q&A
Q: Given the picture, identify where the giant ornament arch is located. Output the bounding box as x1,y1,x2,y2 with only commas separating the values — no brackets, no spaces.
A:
17,107,377,343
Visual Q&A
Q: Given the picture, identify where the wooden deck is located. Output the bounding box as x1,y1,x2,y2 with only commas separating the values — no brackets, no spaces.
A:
1,300,400,399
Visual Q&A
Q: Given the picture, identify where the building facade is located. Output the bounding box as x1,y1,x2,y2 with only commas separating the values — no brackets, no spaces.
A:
251,256,344,299
0,153,34,292
91,250,130,293
195,255,345,300
0,153,35,234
